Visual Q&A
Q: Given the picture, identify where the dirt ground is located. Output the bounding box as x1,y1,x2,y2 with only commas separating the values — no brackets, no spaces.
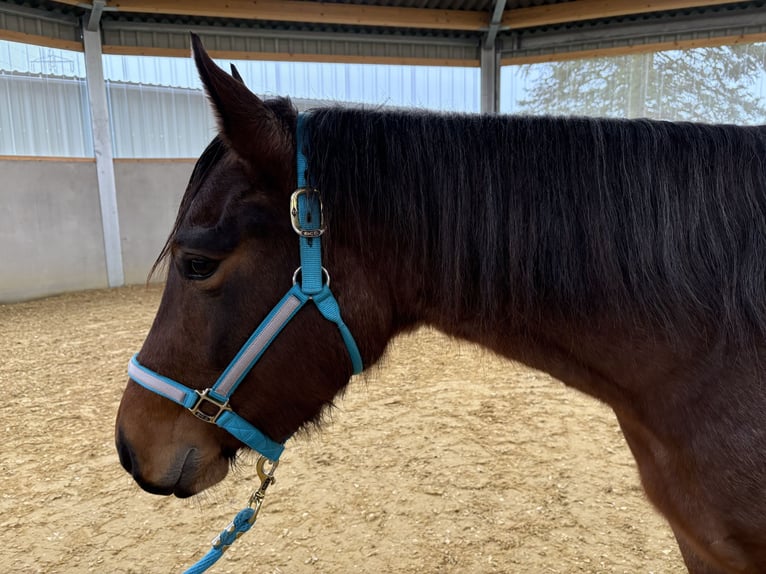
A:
1,285,685,573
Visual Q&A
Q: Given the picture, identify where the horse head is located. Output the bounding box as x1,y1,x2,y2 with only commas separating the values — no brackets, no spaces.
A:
115,36,393,498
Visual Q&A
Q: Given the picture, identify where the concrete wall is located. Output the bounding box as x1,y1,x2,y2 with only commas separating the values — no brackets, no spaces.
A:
115,159,192,285
1,157,193,302
1,158,107,301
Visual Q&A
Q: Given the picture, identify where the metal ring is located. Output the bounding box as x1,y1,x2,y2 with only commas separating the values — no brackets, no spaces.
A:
292,266,330,287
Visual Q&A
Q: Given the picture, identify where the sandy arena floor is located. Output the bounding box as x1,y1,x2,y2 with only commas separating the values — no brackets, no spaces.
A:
1,286,685,573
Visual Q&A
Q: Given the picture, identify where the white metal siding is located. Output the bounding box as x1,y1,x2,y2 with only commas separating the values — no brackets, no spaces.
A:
1,39,480,157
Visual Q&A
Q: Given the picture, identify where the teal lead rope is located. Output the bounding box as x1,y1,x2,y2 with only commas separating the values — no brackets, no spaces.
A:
184,508,256,574
184,457,277,574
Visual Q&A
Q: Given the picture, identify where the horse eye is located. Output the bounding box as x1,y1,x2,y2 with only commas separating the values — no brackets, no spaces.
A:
184,257,220,280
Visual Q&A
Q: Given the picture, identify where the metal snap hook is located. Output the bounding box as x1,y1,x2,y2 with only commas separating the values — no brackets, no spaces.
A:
246,456,279,525
256,456,279,484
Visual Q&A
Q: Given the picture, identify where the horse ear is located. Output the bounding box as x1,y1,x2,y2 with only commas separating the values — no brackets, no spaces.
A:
230,63,244,84
191,34,291,182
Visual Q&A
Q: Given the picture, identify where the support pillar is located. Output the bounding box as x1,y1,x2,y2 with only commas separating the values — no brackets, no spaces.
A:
480,44,499,114
480,0,506,114
82,10,124,287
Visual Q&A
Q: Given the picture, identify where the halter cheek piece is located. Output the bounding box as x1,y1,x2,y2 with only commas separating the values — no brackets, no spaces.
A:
127,112,363,462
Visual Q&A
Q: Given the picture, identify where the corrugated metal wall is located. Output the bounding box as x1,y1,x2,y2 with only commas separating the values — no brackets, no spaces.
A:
5,38,766,157
0,39,480,158
106,81,215,158
0,73,92,156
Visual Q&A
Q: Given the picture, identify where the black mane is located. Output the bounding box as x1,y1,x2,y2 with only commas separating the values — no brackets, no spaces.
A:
305,109,766,340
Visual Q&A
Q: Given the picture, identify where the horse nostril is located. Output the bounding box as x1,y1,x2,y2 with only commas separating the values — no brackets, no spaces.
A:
116,429,135,474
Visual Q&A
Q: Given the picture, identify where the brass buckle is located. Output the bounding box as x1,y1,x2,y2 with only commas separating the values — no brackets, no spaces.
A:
290,188,325,238
190,388,231,423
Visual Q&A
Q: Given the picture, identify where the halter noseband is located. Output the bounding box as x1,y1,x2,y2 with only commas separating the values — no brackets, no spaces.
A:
127,112,363,462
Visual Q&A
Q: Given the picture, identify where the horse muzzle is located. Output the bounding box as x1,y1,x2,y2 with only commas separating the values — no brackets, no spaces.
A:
115,387,233,498
116,431,209,497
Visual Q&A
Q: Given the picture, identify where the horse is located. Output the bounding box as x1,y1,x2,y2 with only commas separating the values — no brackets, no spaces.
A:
115,34,766,574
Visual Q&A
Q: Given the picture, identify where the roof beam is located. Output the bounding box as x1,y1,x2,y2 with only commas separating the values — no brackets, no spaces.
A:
502,31,766,64
502,0,748,30
49,0,752,32
507,7,766,51
484,0,507,48
54,0,488,31
85,0,104,31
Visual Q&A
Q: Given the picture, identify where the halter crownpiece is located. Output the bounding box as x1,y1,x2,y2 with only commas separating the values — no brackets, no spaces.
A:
126,112,363,573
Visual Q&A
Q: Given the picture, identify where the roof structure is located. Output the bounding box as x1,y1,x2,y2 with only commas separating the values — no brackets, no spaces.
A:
0,1,765,67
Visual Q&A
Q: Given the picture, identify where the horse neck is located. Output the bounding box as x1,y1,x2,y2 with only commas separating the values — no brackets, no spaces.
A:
314,109,740,407
316,111,577,346
314,111,600,392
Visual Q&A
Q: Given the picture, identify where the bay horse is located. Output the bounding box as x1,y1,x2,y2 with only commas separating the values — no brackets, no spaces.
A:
116,35,766,574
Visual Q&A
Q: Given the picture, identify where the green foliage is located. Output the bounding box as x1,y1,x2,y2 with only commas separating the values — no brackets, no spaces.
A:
516,44,766,124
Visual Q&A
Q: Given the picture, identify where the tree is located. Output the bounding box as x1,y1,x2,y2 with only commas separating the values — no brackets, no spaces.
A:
514,44,766,124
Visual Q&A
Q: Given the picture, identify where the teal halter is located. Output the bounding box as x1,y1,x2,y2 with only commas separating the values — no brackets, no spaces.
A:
127,113,363,462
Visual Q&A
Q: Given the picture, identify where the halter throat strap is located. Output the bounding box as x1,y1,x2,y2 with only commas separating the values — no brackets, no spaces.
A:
127,112,363,462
